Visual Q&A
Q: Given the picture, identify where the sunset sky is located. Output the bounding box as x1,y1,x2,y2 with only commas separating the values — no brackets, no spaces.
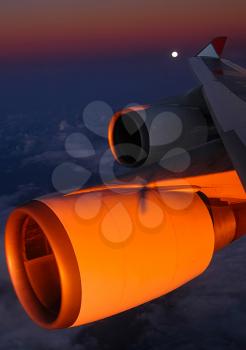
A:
0,0,245,61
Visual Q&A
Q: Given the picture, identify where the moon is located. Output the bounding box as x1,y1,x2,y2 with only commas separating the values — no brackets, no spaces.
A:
171,51,178,58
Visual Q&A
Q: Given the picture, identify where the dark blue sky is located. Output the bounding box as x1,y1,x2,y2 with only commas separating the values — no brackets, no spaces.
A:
0,52,194,115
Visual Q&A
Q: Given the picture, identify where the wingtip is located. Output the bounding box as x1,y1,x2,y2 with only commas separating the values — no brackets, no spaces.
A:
211,36,228,57
196,36,228,59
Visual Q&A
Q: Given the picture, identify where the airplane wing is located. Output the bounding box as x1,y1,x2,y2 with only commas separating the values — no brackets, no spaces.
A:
190,37,246,190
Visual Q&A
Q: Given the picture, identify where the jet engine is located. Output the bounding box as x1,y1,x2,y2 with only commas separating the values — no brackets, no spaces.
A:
108,104,210,167
5,185,244,329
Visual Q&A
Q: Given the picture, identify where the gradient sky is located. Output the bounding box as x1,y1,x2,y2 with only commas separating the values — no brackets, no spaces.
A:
0,0,246,116
0,0,245,61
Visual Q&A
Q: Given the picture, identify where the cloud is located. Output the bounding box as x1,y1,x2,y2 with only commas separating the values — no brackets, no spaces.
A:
21,151,68,166
0,183,39,211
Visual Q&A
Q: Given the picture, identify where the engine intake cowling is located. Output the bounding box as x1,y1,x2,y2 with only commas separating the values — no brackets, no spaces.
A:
108,104,209,167
5,188,215,329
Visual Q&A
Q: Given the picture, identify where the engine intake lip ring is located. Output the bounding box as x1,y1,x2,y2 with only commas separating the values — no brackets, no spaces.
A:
108,110,150,167
5,200,82,329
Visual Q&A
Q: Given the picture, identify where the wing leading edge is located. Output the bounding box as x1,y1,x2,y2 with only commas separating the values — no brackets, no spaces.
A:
190,37,246,191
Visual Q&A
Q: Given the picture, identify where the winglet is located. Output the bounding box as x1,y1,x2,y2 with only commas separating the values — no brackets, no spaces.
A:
196,37,227,59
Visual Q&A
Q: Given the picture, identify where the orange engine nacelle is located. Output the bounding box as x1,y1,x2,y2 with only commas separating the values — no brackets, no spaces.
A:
5,187,242,329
